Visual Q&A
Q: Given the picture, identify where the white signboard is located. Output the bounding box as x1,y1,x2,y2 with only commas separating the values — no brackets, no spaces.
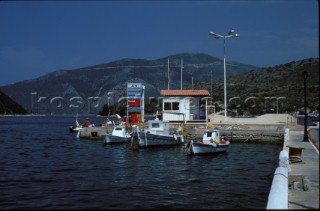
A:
127,83,142,88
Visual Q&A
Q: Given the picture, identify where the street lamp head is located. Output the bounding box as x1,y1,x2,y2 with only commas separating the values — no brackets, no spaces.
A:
228,29,239,37
228,30,235,35
209,32,222,39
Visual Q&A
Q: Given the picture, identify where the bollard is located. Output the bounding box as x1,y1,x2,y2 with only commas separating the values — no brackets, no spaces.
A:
287,145,305,163
279,150,289,169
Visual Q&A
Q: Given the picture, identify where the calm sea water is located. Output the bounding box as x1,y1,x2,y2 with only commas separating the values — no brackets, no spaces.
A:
0,116,282,209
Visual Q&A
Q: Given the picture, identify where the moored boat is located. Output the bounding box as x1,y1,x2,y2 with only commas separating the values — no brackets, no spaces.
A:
69,119,83,133
187,129,230,155
70,117,95,133
136,119,184,148
104,124,137,144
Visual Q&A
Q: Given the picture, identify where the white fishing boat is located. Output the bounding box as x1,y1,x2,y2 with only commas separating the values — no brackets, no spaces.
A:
187,129,230,155
70,118,95,133
69,119,83,133
136,119,184,148
104,123,136,144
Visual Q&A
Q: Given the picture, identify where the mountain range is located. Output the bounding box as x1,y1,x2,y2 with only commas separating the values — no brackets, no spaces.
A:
0,53,260,115
0,53,318,116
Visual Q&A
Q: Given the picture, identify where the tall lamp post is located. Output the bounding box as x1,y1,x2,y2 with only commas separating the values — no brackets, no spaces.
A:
209,30,239,121
303,71,309,142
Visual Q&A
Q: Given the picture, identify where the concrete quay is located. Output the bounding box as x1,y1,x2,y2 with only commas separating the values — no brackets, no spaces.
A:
76,126,113,140
286,128,319,209
267,127,319,209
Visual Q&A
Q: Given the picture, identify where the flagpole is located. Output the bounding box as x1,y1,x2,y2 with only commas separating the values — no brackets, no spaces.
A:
181,58,183,90
206,98,208,123
168,57,170,90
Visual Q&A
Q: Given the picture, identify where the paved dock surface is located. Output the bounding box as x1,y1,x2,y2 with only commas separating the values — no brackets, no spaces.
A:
287,129,319,209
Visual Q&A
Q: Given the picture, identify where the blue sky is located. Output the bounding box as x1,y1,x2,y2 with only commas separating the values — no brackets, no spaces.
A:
0,0,318,86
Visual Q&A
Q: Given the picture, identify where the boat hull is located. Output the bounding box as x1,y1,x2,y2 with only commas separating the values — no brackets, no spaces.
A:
104,134,132,144
189,141,229,155
137,131,183,148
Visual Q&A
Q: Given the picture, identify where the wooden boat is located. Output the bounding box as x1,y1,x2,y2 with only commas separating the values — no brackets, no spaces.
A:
136,119,184,148
104,124,136,144
187,129,230,155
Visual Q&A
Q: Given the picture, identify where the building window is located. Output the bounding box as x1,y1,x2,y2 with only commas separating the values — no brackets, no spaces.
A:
172,102,179,110
164,102,180,111
151,123,160,128
164,102,171,110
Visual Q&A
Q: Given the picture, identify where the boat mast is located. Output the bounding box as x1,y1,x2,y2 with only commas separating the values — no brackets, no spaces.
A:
211,70,213,106
167,57,170,90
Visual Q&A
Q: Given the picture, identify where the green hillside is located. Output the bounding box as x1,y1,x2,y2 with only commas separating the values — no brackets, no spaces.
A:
194,58,319,116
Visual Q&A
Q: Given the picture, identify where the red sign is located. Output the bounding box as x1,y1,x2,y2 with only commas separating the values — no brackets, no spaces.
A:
128,99,141,107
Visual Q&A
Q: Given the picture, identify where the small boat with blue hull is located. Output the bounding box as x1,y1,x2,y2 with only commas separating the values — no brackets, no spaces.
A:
136,119,184,148
187,129,230,155
138,131,184,147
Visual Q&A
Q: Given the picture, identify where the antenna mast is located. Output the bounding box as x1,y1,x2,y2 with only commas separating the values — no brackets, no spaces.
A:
167,57,170,90
180,58,183,90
